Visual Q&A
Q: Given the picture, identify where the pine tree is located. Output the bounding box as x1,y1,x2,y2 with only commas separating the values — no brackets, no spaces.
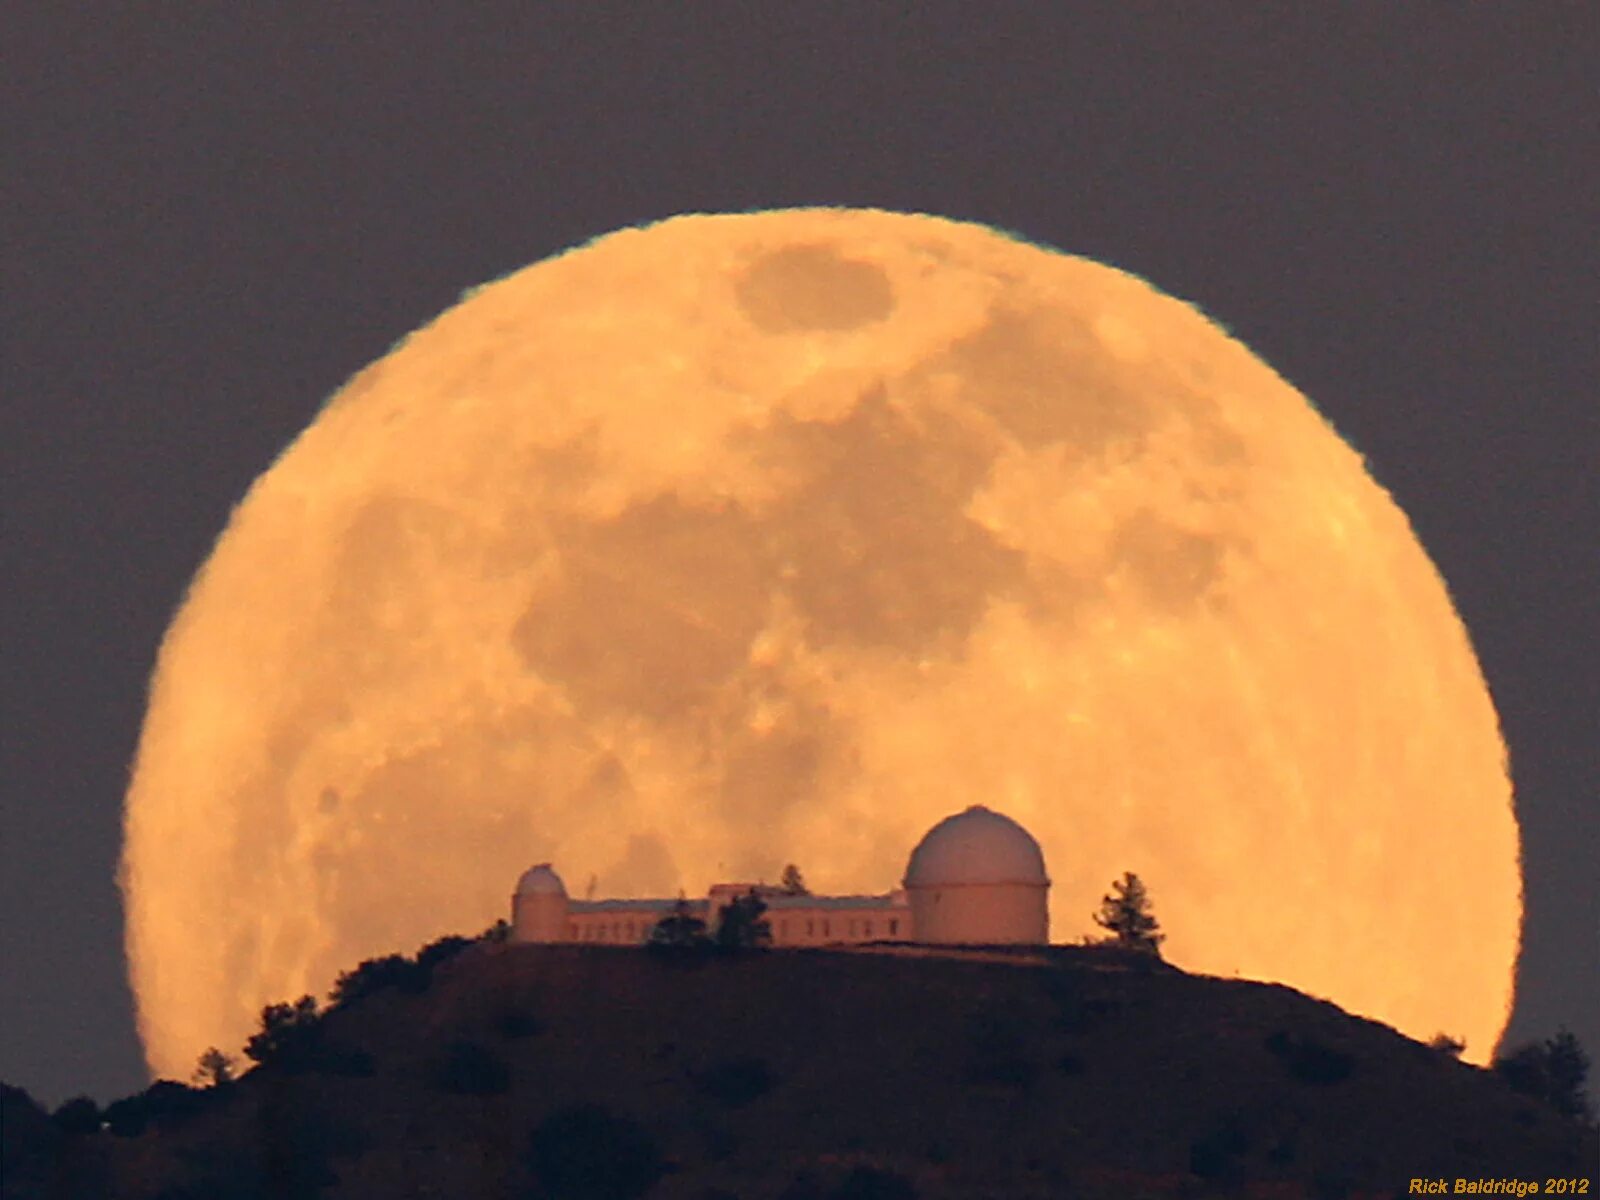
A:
780,863,809,895
715,889,773,951
1092,871,1164,955
649,895,711,949
192,1046,237,1088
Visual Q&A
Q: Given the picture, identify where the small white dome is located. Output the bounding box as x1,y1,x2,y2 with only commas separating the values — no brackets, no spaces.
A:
903,805,1049,888
515,863,567,896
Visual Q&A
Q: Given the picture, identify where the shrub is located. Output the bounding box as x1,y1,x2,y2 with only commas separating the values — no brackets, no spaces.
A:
245,995,323,1071
1495,1029,1593,1121
52,1096,101,1135
432,1039,511,1096
1264,1030,1355,1085
329,954,428,1007
713,889,772,952
416,934,473,974
525,1103,669,1200
102,1094,149,1137
693,1055,775,1108
649,898,714,953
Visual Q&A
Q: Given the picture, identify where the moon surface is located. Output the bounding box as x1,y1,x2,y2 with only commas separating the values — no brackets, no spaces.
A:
122,208,1519,1076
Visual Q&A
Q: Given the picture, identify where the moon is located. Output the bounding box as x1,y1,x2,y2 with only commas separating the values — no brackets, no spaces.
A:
121,208,1519,1076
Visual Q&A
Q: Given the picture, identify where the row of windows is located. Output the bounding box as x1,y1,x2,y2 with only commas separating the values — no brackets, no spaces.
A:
567,915,902,943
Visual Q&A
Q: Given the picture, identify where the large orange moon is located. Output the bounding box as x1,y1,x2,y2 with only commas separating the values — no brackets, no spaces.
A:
122,208,1519,1076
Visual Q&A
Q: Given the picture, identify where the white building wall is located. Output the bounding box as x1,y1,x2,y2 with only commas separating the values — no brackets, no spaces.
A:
908,881,1048,945
511,891,570,943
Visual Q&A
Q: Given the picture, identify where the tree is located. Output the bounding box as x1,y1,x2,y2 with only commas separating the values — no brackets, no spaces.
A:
52,1096,101,1135
780,863,810,895
329,954,428,1007
715,888,772,952
648,895,712,949
192,1046,237,1088
244,995,323,1070
1496,1029,1593,1122
1092,871,1164,954
1427,1032,1466,1059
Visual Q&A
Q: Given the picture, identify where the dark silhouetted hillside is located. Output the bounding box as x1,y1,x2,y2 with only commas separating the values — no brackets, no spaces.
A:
6,942,1594,1199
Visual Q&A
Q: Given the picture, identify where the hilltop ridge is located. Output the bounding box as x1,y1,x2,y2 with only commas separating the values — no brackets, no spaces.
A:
4,941,1593,1199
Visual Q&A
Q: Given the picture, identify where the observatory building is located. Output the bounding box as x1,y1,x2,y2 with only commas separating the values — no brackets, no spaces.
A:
510,804,1050,947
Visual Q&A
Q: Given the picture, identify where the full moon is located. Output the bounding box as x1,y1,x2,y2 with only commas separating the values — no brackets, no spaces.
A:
122,208,1519,1076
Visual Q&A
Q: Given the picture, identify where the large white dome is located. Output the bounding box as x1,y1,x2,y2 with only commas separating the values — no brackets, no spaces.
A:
903,805,1049,888
515,863,567,896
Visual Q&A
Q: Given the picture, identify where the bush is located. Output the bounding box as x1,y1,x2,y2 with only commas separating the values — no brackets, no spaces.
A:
245,995,323,1071
713,890,772,952
693,1055,775,1108
1264,1030,1355,1085
525,1103,669,1200
102,1094,149,1137
416,934,472,974
52,1096,101,1135
329,954,428,1007
432,1039,511,1096
1495,1030,1593,1121
244,994,371,1076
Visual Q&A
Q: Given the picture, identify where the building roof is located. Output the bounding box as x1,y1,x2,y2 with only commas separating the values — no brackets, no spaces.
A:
514,863,567,896
902,805,1050,888
569,897,704,914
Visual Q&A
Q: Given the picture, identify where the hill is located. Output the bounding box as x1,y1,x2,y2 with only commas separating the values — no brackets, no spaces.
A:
4,941,1594,1199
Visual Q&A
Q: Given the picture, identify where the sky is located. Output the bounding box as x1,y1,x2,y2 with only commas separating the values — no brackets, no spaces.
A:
4,8,1595,1108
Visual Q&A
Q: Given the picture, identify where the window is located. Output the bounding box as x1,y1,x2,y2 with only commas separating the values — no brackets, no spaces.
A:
569,922,578,939
848,920,856,938
822,919,830,938
779,919,788,940
889,919,898,937
806,919,814,937
864,920,873,938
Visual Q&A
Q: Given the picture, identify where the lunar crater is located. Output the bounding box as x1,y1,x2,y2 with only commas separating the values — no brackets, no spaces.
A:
735,242,896,333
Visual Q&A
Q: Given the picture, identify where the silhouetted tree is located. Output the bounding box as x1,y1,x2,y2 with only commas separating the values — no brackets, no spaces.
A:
329,954,428,1007
244,995,323,1071
1091,871,1164,954
714,888,772,952
192,1046,237,1088
525,1103,669,1200
1495,1029,1593,1121
648,896,712,949
780,863,810,895
1427,1032,1466,1059
481,917,511,944
416,933,472,974
51,1096,101,1135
